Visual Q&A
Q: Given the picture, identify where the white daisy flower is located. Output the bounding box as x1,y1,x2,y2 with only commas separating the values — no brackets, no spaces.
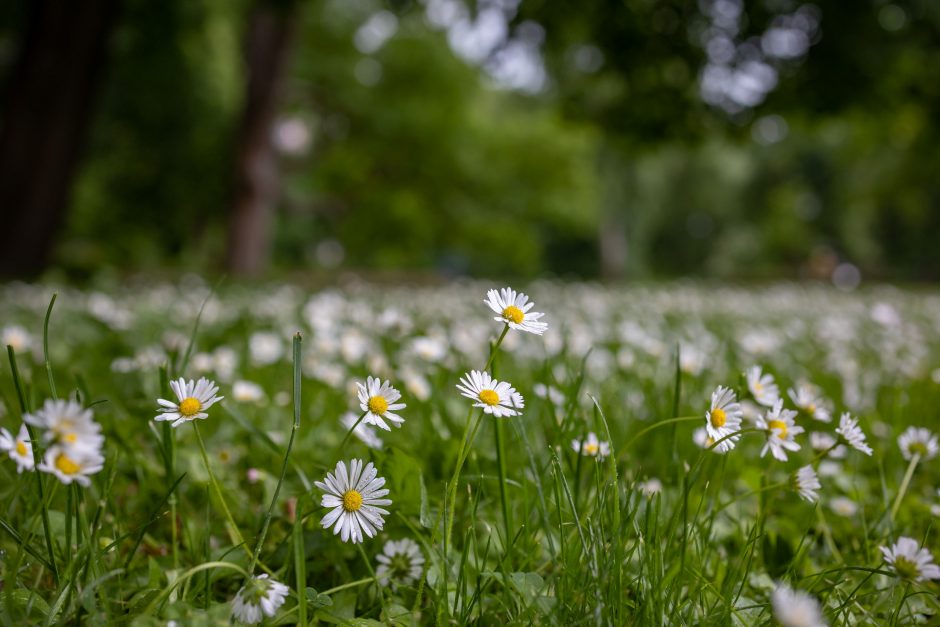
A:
24,399,103,451
880,537,940,582
771,582,827,627
1,325,33,354
232,380,265,403
484,287,548,335
341,411,383,449
637,478,663,497
692,427,726,454
571,432,611,460
456,370,524,418
356,376,406,431
787,383,832,423
755,400,803,462
37,444,104,487
809,431,846,459
704,386,743,453
249,331,283,366
829,496,858,517
746,366,780,408
0,424,35,472
315,459,391,544
376,538,425,588
154,377,223,428
897,426,939,461
835,413,873,456
793,465,821,503
231,574,290,624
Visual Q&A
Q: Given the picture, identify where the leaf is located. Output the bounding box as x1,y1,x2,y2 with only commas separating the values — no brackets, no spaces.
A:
305,587,333,609
0,589,50,621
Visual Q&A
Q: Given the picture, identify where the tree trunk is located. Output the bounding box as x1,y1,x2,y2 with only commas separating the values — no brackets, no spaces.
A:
0,0,118,278
226,0,296,278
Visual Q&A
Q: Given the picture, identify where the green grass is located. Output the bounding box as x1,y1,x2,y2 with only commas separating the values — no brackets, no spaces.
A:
0,281,938,625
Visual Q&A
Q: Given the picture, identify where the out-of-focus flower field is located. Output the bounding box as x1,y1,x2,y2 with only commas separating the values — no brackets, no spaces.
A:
1,279,939,625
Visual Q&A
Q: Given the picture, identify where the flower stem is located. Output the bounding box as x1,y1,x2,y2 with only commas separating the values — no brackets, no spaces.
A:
193,421,250,559
890,453,920,521
357,543,386,613
247,333,303,576
336,411,369,455
494,416,512,550
7,345,58,585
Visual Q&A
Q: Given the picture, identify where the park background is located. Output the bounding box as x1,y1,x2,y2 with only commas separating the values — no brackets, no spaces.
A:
0,0,938,284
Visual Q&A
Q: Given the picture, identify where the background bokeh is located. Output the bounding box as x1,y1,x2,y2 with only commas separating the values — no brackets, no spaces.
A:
0,0,938,282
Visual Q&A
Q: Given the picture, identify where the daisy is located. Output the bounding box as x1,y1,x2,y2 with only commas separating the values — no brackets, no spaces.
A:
746,366,780,408
232,380,265,403
456,370,524,418
637,478,663,497
787,383,831,423
24,399,103,451
356,376,406,431
0,424,35,472
704,386,743,453
880,537,940,582
37,444,104,487
341,411,383,449
809,431,846,459
571,432,611,460
231,574,290,624
316,459,391,544
792,465,821,503
771,582,827,627
692,427,726,454
376,538,425,588
154,377,223,428
835,413,873,456
897,427,938,461
755,400,803,462
1,325,33,354
829,496,858,517
484,287,548,335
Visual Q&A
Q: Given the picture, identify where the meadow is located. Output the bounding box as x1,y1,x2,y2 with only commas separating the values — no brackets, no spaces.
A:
1,279,939,625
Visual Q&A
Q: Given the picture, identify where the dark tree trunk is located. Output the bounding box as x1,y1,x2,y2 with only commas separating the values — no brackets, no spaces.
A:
226,0,296,278
0,0,118,278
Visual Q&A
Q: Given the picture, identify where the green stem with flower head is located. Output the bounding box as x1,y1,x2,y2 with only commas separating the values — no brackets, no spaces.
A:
439,323,510,596
890,453,920,521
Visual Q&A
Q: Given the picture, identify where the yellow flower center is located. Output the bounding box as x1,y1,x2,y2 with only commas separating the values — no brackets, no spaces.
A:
753,382,763,392
64,433,78,444
179,397,202,417
767,419,788,439
502,305,524,324
478,389,500,406
55,453,80,475
807,403,816,415
368,395,388,415
343,489,363,512
584,442,599,455
15,440,28,457
910,442,928,456
710,408,727,428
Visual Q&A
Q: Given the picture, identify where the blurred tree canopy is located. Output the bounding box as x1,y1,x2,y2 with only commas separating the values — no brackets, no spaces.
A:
0,0,937,280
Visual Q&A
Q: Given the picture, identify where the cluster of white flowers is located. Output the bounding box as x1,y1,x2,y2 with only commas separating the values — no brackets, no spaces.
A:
1,399,105,487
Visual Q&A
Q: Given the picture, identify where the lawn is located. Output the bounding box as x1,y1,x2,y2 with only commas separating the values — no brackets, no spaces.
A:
0,280,938,625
